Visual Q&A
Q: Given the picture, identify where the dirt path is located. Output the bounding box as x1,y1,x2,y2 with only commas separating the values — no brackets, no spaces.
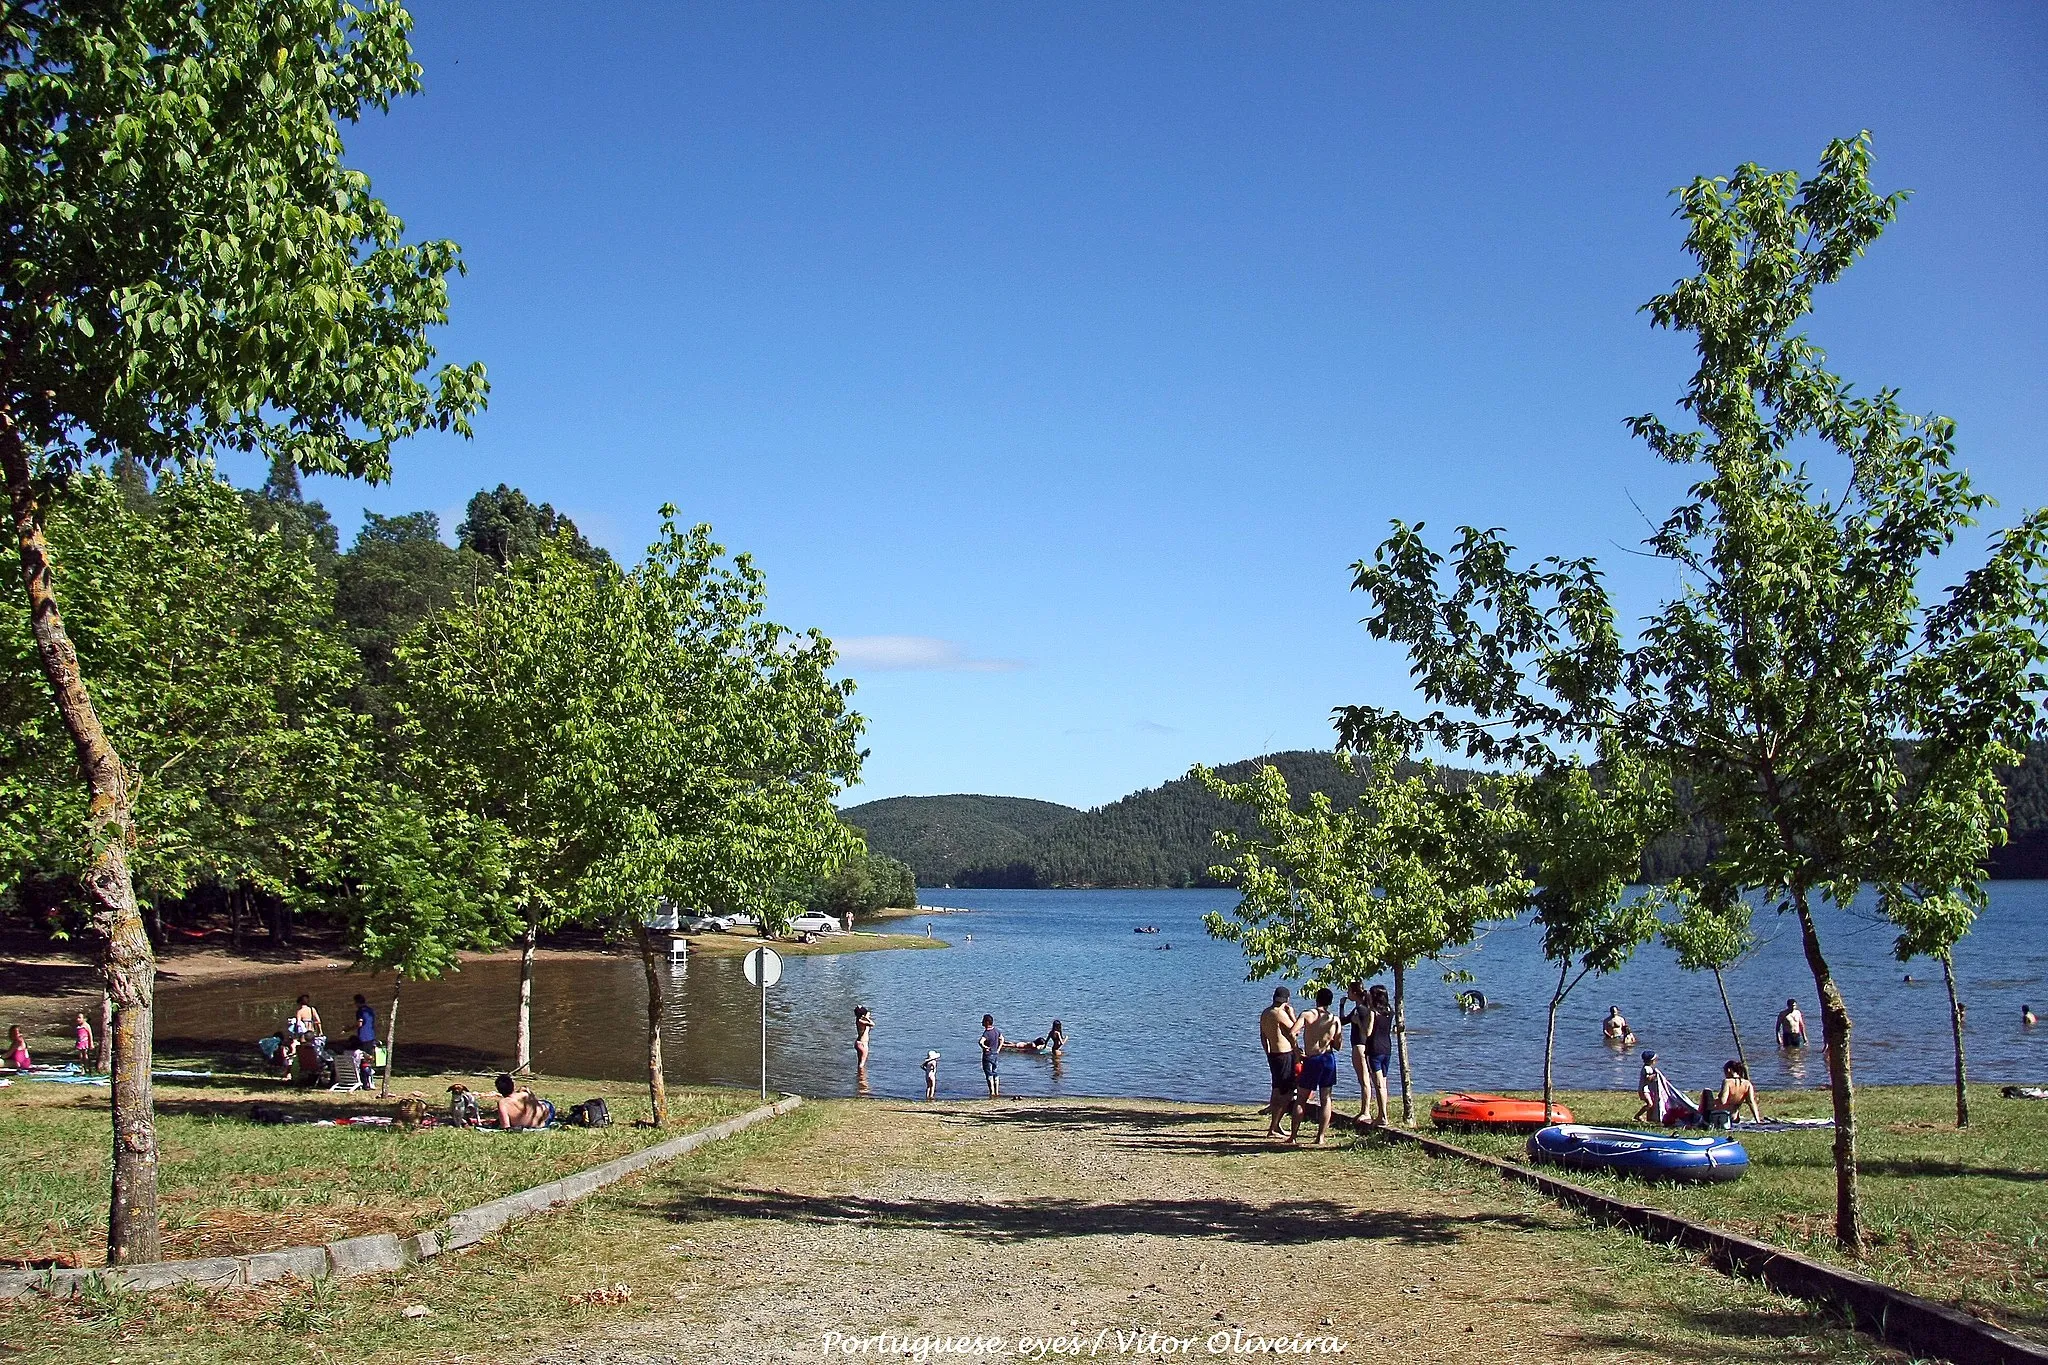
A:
557,1099,1891,1364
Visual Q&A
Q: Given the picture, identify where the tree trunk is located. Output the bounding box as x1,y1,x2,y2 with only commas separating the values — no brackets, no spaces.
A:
98,992,112,1073
514,906,538,1073
1392,959,1414,1126
2,426,160,1264
378,979,401,1099
637,926,669,1127
1544,957,1568,1124
1791,888,1860,1254
228,886,243,953
1713,966,1750,1075
1942,951,1968,1129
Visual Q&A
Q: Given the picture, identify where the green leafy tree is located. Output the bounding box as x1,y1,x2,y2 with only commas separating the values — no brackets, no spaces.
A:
457,483,609,570
1658,885,1759,1073
317,784,517,1096
396,538,615,1075
1198,746,1528,1124
0,465,366,917
1339,135,2048,1251
810,849,918,918
0,0,483,1261
402,514,865,1121
1516,751,1670,1122
600,514,865,1122
334,510,492,727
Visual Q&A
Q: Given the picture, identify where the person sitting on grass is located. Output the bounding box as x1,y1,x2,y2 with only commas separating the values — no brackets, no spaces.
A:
494,1073,554,1129
7,1024,30,1071
1699,1060,1762,1128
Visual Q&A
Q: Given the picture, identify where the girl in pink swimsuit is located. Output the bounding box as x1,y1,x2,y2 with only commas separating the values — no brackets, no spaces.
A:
8,1025,31,1071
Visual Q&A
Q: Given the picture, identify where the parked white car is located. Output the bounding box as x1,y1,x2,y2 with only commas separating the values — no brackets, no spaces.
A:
788,912,844,935
675,913,725,932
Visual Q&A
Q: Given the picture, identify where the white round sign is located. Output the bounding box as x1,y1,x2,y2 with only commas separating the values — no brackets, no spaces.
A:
743,945,783,988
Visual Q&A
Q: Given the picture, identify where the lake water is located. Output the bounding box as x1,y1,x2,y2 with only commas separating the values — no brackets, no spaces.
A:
153,883,2048,1105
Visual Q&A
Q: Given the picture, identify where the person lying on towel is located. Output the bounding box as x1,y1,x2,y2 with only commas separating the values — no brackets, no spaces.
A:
493,1073,555,1129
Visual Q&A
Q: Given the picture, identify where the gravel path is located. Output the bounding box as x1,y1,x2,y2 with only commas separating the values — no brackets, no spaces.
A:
538,1098,1886,1365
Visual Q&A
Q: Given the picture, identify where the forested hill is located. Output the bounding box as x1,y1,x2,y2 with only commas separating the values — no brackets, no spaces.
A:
853,741,2048,890
838,795,1079,888
849,750,1404,890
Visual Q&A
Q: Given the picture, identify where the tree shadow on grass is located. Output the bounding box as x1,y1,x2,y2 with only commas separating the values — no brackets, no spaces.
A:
1565,1291,1874,1362
663,1186,1553,1247
1753,1150,2048,1183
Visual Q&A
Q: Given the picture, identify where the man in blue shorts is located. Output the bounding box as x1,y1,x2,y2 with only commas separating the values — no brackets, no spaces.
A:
1292,987,1343,1145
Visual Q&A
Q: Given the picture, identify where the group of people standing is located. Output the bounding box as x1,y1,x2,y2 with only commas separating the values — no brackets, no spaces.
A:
1257,981,1395,1145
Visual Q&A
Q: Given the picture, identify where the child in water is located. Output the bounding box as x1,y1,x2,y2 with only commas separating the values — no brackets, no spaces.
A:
922,1050,939,1099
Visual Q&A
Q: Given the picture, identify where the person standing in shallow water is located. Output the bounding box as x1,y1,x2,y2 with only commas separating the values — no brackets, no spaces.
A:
1777,999,1807,1049
854,1005,873,1069
979,1014,1004,1098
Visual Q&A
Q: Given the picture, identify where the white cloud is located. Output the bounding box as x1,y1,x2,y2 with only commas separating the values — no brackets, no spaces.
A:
836,635,1024,673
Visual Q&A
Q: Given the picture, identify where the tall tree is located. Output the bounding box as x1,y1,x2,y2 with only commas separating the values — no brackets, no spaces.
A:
1199,746,1527,1125
457,484,608,570
0,0,483,1260
596,513,865,1123
397,538,615,1075
1339,135,2048,1251
333,510,491,727
1887,890,1975,1128
1516,751,1669,1122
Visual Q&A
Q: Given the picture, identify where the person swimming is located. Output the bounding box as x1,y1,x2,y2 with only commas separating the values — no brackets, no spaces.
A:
1457,990,1487,1013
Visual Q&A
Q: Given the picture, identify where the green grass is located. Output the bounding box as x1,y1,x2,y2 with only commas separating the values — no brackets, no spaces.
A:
0,1102,823,1365
0,1061,762,1268
1402,1084,2048,1344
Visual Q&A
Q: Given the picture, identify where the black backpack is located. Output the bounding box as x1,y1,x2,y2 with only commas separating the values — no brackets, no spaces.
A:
567,1097,612,1128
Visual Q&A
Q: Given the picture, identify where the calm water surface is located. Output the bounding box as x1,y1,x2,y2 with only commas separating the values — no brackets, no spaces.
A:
153,883,2048,1104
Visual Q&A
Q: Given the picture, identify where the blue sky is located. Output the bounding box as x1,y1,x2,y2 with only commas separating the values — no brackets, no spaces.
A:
264,2,2045,808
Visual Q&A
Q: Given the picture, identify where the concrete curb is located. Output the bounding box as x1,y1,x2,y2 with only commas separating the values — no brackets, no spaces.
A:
0,1093,803,1301
1340,1114,2048,1365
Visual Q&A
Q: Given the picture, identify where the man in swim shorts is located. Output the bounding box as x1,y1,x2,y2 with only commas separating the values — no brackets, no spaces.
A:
1776,999,1807,1049
1292,987,1343,1145
1258,987,1301,1139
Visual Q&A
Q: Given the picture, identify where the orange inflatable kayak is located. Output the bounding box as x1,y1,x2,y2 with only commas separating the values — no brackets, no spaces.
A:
1429,1093,1573,1131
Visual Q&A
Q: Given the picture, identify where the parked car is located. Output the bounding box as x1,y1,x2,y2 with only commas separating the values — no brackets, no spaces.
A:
789,912,844,935
675,913,725,932
710,912,758,932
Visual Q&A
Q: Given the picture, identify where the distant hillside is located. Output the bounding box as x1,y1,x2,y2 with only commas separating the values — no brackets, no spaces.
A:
839,794,1080,887
854,740,2048,890
950,750,1383,889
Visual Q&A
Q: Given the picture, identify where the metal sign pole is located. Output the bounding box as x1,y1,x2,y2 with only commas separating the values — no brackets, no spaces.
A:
759,968,767,1098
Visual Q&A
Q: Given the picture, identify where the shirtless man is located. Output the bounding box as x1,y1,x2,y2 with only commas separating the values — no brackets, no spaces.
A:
1258,987,1302,1138
494,1073,546,1129
1776,999,1807,1049
1292,987,1344,1145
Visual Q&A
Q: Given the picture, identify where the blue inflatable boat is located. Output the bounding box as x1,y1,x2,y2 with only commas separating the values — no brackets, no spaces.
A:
1527,1124,1749,1183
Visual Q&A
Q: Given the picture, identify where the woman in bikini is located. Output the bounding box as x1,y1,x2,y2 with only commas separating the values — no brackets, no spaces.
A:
854,1005,874,1067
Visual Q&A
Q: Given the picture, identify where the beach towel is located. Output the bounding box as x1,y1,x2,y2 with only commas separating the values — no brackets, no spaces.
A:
1645,1070,1702,1126
2000,1085,2048,1101
1734,1117,1835,1132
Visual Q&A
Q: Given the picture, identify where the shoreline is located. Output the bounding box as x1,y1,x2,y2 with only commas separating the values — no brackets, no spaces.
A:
0,924,947,1030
